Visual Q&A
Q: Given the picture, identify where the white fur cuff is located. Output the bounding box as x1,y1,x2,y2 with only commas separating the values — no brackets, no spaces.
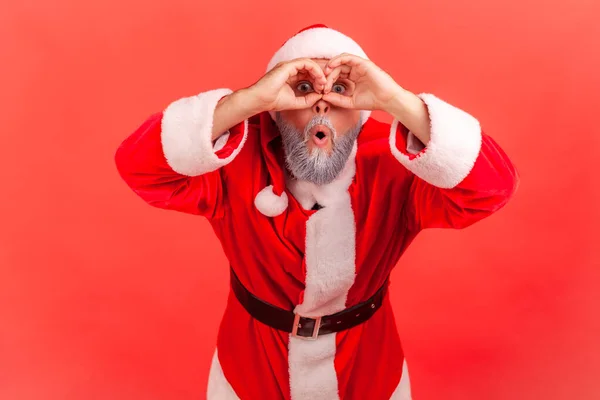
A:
389,94,482,189
161,88,248,176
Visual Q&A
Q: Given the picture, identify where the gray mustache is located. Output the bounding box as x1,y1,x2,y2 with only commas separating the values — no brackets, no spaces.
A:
303,116,336,142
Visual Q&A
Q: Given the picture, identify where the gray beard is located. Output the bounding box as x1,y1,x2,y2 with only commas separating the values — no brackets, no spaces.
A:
275,113,362,186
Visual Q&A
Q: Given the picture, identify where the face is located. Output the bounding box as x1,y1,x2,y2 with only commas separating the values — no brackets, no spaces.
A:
276,59,362,185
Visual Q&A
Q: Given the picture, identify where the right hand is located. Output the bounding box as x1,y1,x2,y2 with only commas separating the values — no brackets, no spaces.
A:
248,58,327,112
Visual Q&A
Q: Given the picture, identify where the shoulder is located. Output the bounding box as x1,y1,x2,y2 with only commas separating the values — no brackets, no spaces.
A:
357,117,391,146
356,117,395,162
358,118,391,153
355,117,413,184
356,119,413,200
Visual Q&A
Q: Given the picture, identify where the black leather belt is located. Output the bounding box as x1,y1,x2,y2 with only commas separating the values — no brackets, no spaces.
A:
230,267,389,340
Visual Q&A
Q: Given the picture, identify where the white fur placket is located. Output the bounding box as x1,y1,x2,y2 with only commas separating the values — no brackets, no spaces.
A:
286,143,358,400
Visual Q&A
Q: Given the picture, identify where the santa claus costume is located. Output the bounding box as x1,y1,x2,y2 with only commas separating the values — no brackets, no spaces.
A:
115,24,518,400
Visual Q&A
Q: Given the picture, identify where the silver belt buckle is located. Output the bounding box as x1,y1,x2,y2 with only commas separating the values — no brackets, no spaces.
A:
291,313,322,340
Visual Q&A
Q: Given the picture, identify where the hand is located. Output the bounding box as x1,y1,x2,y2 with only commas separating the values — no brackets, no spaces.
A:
248,58,327,112
322,53,403,111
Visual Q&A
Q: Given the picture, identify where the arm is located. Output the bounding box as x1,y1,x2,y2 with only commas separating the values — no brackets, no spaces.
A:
211,88,262,141
388,93,519,230
322,54,519,230
115,59,327,217
115,88,255,218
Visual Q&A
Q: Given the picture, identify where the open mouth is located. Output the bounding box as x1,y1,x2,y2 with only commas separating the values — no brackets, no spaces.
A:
309,125,332,148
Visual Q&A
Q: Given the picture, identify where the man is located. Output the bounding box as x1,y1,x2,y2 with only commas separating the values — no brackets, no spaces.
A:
115,24,518,400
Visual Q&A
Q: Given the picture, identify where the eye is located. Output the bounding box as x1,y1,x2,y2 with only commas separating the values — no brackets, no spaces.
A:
332,83,346,94
296,81,314,93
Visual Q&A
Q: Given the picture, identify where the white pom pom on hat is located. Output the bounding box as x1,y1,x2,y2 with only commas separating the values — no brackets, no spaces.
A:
254,185,289,217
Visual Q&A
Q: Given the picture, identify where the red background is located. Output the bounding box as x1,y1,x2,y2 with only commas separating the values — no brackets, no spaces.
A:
1,0,599,399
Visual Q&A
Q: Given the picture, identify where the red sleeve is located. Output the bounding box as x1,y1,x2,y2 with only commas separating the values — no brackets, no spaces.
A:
114,89,248,218
390,94,519,230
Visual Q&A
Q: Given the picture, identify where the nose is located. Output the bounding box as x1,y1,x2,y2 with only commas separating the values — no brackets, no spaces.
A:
312,99,330,115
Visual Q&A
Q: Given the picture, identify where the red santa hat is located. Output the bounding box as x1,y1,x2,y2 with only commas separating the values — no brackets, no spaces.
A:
254,24,371,217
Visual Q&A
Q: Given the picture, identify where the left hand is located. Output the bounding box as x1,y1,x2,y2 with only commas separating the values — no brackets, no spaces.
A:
322,53,403,111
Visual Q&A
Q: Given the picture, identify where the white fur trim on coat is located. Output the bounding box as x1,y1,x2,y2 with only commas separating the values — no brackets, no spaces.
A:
254,185,289,217
161,88,248,176
206,349,411,400
207,349,240,400
359,110,371,126
389,94,482,189
390,359,412,400
287,144,357,400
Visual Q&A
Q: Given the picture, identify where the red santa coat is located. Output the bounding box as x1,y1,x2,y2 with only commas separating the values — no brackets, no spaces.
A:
115,89,519,400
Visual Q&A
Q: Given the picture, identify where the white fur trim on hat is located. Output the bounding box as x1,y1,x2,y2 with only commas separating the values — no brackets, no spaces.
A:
266,27,368,73
254,185,289,217
161,88,248,176
389,93,482,189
